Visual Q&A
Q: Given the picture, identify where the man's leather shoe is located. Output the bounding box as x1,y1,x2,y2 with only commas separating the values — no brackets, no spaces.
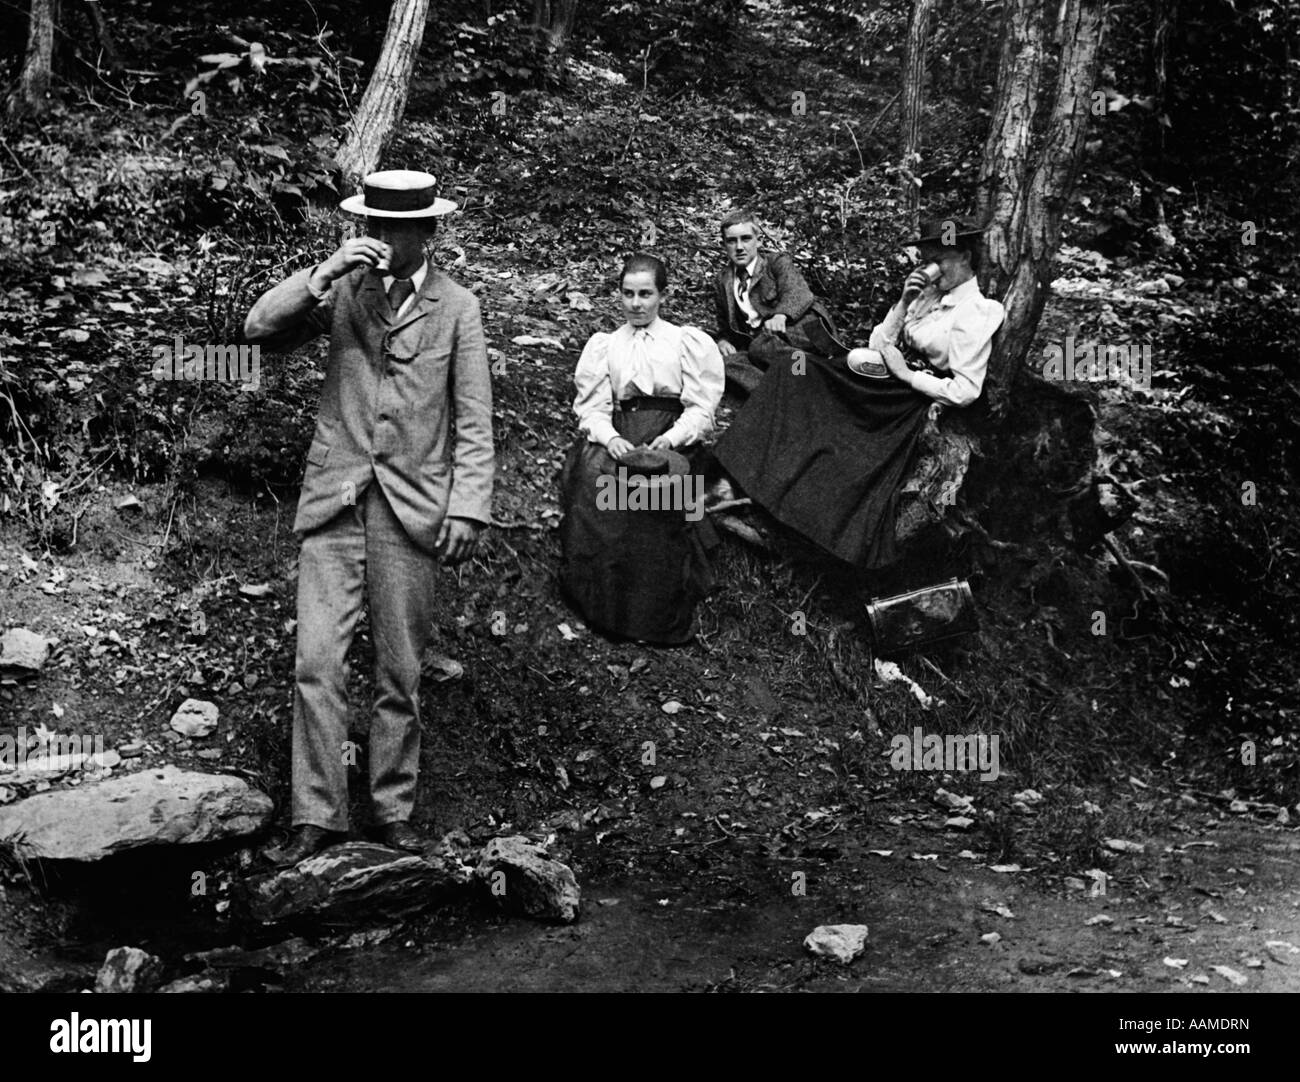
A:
260,825,343,868
376,820,424,853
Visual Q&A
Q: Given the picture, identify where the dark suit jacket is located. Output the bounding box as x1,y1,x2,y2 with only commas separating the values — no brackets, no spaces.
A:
713,251,843,357
243,266,494,553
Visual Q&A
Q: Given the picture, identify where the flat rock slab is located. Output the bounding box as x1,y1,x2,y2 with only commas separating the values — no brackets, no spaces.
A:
0,765,272,861
0,628,54,674
244,842,473,927
475,836,581,923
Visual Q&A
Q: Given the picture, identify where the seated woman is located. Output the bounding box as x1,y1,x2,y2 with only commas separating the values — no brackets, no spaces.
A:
558,253,726,644
713,215,1005,568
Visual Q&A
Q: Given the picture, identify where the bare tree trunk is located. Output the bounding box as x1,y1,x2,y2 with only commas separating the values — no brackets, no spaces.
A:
1140,0,1177,233
8,0,59,117
975,0,1106,418
532,0,579,57
336,0,431,188
82,0,123,74
976,0,1047,293
899,0,936,232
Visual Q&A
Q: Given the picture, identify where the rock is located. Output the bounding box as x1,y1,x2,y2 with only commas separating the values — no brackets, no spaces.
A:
475,836,581,923
1017,955,1063,975
170,698,218,737
1104,838,1145,854
245,842,472,927
804,923,869,963
158,974,225,993
117,742,146,759
185,937,320,972
944,816,974,830
934,788,975,813
0,628,54,674
95,947,163,993
1210,964,1248,987
3,748,121,788
0,765,272,861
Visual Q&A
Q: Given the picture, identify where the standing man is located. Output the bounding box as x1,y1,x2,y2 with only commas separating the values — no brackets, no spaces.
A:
243,170,494,865
713,209,846,395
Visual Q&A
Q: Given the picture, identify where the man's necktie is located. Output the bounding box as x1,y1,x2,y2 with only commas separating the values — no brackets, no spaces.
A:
387,278,415,314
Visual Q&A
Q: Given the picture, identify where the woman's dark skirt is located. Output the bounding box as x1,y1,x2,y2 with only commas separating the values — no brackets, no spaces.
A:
714,352,933,568
558,402,713,645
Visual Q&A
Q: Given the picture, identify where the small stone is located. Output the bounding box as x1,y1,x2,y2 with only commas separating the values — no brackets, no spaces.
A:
196,749,222,760
803,924,869,964
95,947,163,993
118,742,146,759
158,974,224,993
475,836,581,923
944,816,974,831
170,699,218,738
980,932,1001,945
0,629,54,674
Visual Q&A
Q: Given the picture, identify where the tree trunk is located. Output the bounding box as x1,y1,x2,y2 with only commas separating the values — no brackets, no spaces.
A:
976,0,1047,297
82,0,123,74
335,0,431,189
975,0,1106,418
532,0,579,57
899,0,936,232
1139,0,1177,228
8,0,59,118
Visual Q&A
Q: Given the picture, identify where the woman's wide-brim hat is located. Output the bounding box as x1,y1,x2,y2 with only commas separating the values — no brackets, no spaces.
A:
339,169,458,218
903,214,990,248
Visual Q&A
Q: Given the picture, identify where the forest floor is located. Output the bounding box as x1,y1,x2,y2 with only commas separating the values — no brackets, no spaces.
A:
1,13,1297,993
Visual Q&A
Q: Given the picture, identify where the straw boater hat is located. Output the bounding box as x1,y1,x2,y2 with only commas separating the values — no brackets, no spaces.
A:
339,170,457,218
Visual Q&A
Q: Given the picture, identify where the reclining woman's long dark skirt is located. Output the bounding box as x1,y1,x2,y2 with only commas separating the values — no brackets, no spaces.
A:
558,404,713,645
714,352,933,568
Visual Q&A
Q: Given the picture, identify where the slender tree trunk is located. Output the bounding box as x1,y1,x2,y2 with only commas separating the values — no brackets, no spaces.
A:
532,0,579,57
899,0,936,232
336,0,431,188
8,0,59,117
82,0,122,73
1140,0,1177,231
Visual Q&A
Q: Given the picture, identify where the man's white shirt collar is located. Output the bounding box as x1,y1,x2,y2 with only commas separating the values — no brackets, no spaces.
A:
382,259,429,314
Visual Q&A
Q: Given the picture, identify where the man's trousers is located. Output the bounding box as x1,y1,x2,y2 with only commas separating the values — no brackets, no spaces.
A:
291,480,438,831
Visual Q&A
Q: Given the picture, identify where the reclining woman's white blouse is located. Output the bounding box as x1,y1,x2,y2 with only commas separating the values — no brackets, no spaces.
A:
855,276,1005,407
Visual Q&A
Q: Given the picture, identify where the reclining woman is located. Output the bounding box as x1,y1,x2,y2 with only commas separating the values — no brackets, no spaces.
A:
558,253,726,644
713,215,1005,569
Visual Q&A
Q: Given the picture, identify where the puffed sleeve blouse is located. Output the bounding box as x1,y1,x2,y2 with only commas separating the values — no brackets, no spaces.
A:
861,276,1006,407
572,318,725,448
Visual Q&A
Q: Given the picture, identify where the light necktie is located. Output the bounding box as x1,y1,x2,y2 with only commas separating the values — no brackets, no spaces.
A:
387,277,415,314
626,327,655,397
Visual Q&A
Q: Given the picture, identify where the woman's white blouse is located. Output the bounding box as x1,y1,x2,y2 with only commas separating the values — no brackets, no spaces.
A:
865,276,1005,407
573,318,725,448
